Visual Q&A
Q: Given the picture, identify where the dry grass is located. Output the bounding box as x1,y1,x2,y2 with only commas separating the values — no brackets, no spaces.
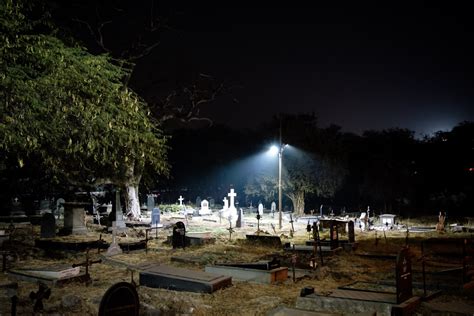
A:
1,212,473,315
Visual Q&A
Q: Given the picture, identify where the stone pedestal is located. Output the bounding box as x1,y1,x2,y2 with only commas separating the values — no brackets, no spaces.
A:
63,202,88,235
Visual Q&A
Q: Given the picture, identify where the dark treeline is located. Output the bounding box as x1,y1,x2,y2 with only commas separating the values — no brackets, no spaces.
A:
160,115,473,217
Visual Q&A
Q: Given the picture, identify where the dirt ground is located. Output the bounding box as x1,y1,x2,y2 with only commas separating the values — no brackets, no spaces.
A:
1,212,473,315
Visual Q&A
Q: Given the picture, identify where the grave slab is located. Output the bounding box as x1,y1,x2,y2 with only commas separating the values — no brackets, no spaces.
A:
138,263,232,293
246,234,282,247
205,265,288,284
421,301,474,316
267,306,343,316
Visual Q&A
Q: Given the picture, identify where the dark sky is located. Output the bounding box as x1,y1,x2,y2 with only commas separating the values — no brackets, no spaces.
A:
150,2,474,136
55,1,474,136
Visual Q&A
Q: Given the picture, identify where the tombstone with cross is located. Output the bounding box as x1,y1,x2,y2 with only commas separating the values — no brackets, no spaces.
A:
29,282,51,312
72,249,102,285
227,188,238,224
178,195,184,207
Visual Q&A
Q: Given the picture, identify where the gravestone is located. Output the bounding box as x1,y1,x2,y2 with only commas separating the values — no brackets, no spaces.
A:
271,201,276,217
380,214,396,228
40,213,56,238
236,208,244,228
178,195,184,206
209,198,215,208
39,199,51,214
172,221,186,249
222,197,229,210
227,189,238,223
10,197,26,217
105,222,123,256
62,202,88,235
395,247,413,304
329,221,339,250
348,220,355,243
359,212,367,231
258,203,264,216
146,194,155,214
151,207,160,226
199,199,211,215
55,198,65,219
99,282,139,316
195,196,201,208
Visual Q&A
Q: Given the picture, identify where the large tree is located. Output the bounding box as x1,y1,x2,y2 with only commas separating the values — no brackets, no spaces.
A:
0,0,169,219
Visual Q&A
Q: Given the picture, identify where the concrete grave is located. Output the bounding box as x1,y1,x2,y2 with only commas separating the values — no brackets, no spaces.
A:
205,264,287,284
296,247,420,316
151,207,161,226
246,234,282,247
138,263,232,293
99,282,139,316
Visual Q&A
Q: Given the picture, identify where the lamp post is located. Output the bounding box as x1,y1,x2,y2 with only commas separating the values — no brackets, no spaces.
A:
278,146,283,229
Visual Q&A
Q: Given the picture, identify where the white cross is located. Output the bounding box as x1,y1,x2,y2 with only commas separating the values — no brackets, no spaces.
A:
178,196,184,206
228,189,236,209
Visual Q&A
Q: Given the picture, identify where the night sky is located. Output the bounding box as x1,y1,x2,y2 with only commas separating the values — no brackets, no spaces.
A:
56,1,474,136
141,2,473,136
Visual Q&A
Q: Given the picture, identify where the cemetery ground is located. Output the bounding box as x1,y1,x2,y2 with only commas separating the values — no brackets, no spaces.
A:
1,212,474,315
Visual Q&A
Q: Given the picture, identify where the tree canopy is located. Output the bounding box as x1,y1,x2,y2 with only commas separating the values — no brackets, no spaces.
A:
0,0,168,194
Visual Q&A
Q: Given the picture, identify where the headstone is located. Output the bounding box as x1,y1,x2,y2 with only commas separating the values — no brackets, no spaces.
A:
199,199,211,215
99,282,139,316
10,197,26,217
172,221,186,249
55,198,65,219
40,213,56,238
209,198,215,208
178,196,184,206
62,202,88,235
359,212,367,231
348,220,355,243
146,194,155,214
195,196,201,208
39,199,51,214
319,204,323,217
271,201,276,215
329,221,339,250
227,189,238,222
258,203,264,216
436,211,446,232
236,208,244,228
105,222,123,256
109,191,127,232
222,197,229,210
396,247,413,304
151,207,160,226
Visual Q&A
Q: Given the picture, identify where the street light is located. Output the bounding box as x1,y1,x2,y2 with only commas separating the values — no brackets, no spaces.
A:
269,143,288,229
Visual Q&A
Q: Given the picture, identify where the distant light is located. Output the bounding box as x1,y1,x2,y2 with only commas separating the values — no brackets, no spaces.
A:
469,167,474,172
268,145,279,156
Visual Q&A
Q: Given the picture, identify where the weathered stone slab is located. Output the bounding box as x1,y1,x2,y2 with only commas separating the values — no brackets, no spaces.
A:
214,259,280,271
205,265,288,284
285,244,341,255
138,263,231,293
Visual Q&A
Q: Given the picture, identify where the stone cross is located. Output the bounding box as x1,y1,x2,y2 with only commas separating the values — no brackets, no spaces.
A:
29,282,51,312
228,189,236,209
222,197,229,210
178,196,184,206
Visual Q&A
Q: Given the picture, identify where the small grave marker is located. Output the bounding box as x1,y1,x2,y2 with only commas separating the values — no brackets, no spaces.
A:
106,221,123,256
289,214,295,238
151,207,160,226
29,282,51,312
348,220,355,243
72,249,102,285
172,221,186,249
99,282,139,316
395,247,413,304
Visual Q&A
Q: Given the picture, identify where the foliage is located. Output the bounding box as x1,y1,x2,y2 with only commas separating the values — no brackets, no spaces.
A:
0,0,169,191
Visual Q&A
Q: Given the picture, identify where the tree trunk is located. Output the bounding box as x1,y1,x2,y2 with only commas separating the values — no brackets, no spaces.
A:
287,190,305,216
124,163,142,220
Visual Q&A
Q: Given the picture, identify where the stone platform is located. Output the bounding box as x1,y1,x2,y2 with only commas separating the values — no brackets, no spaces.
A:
139,263,232,293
